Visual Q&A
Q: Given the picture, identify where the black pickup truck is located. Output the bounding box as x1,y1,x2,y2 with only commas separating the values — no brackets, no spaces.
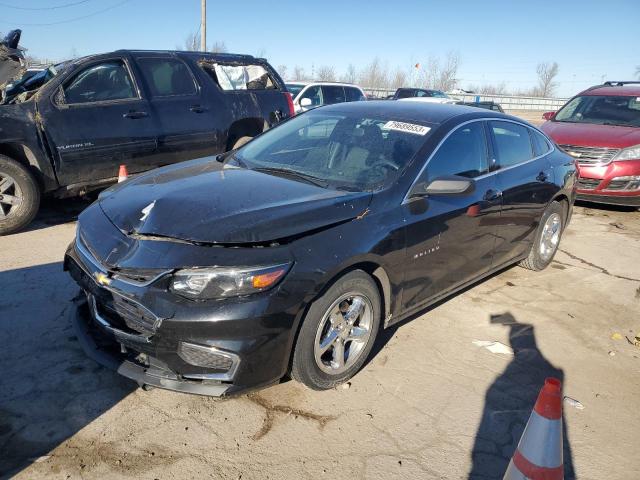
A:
0,37,293,234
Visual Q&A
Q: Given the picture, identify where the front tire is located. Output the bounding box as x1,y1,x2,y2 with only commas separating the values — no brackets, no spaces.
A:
291,270,381,390
0,155,40,235
519,200,565,271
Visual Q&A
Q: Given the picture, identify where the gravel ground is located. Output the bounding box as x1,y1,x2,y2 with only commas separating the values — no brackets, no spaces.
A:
1,197,639,480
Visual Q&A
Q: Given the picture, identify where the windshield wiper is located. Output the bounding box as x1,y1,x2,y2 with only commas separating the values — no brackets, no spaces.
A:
253,167,329,188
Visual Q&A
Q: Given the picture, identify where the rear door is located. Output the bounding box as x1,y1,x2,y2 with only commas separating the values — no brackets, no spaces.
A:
489,120,556,266
132,55,217,165
40,56,158,185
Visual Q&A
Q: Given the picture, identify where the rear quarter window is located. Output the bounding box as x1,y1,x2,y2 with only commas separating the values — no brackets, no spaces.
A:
136,57,197,97
530,129,551,156
200,62,279,91
345,87,365,102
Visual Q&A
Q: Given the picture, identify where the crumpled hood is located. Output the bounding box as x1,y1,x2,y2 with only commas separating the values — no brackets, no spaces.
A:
99,157,372,245
541,121,640,149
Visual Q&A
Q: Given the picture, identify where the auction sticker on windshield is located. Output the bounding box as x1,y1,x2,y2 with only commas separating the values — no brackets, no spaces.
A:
382,121,431,136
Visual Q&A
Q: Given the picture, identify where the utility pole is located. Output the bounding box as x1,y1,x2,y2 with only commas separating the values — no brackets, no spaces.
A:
200,0,207,52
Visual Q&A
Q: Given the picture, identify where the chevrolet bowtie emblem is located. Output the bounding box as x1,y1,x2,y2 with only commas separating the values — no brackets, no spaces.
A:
94,272,112,286
568,151,582,158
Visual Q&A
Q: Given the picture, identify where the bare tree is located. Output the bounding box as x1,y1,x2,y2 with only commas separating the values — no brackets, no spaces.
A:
183,32,201,51
636,65,640,80
417,52,459,91
340,64,357,84
211,40,227,53
358,57,390,89
316,65,336,81
277,65,288,80
536,62,559,97
467,82,508,95
390,67,408,89
292,65,306,81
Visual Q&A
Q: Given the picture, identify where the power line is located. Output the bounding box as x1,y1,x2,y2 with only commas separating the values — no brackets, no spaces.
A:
0,0,93,10
0,0,132,26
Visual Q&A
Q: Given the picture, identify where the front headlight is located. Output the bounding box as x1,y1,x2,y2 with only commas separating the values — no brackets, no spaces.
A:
613,144,640,162
169,263,291,300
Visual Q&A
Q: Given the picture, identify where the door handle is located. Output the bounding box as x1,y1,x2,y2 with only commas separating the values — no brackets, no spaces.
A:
483,189,502,202
189,105,207,113
536,171,549,182
123,111,148,119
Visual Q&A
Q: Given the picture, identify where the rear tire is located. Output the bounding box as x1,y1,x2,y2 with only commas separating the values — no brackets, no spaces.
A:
519,200,565,271
0,155,40,235
291,270,381,390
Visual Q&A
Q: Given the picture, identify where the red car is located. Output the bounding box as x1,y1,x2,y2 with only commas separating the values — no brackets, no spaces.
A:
541,81,640,208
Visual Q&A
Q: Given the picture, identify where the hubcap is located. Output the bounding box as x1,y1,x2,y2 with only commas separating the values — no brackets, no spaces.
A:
539,212,562,262
313,292,373,375
0,172,22,219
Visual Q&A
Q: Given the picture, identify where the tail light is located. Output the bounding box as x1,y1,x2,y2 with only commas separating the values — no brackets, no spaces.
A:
284,92,295,117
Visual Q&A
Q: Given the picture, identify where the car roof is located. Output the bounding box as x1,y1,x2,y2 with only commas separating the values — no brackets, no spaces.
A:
581,83,640,97
116,49,264,63
285,81,362,88
317,100,514,126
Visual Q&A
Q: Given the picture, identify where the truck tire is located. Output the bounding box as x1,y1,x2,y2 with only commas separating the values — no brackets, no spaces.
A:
0,155,41,235
232,136,253,149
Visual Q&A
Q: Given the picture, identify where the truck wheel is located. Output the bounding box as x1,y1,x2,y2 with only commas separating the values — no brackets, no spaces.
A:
0,155,41,235
232,136,253,149
519,200,565,271
291,270,381,390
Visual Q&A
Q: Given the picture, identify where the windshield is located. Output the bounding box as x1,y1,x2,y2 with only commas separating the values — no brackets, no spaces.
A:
554,95,640,127
431,90,448,98
286,83,305,98
234,111,431,191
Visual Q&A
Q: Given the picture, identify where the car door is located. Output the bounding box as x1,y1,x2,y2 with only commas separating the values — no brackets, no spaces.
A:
297,85,323,112
489,120,556,267
132,55,217,165
40,57,158,185
400,120,503,311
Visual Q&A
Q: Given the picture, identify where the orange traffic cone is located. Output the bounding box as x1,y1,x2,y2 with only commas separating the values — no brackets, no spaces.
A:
503,377,563,480
118,164,128,183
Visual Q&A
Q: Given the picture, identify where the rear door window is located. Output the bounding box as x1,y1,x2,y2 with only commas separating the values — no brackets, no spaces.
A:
63,59,136,104
345,87,365,102
200,63,278,91
490,121,534,168
136,57,197,97
321,85,346,105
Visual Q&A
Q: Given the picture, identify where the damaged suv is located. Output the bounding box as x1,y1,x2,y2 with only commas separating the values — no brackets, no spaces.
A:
65,101,576,396
0,36,293,234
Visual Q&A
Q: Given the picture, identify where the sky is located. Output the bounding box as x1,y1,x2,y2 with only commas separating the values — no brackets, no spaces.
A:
1,0,638,97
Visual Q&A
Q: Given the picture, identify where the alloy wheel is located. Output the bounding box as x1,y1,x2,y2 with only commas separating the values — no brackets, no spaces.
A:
539,212,561,262
0,171,22,219
313,292,374,375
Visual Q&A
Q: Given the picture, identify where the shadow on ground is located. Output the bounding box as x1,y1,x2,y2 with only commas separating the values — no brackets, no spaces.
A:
468,313,575,479
23,195,96,233
0,262,134,478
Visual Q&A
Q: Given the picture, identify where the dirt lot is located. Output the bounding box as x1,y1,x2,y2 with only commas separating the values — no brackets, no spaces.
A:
1,196,639,480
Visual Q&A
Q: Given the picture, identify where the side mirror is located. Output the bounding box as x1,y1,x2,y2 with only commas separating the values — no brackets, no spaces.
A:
542,111,556,121
410,175,475,198
300,97,312,108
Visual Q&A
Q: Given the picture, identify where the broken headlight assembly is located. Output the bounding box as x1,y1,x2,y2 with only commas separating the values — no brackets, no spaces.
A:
169,263,291,300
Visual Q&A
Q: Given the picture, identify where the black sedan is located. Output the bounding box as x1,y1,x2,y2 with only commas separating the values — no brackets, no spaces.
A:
64,101,577,396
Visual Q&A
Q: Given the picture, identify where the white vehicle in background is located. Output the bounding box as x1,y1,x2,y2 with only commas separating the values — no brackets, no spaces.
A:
286,81,366,113
392,87,459,104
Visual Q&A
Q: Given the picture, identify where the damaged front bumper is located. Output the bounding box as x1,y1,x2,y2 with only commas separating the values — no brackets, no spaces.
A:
72,296,234,396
